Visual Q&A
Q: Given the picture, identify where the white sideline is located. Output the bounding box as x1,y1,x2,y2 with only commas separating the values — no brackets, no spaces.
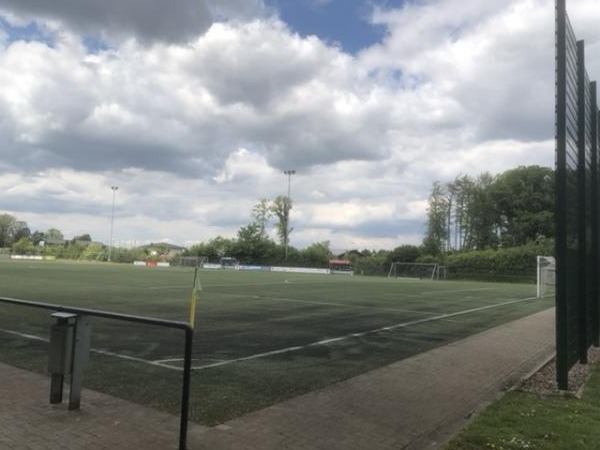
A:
0,328,182,371
419,287,496,296
188,295,539,370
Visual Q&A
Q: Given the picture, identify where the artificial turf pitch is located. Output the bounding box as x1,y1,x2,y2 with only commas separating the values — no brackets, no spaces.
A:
0,260,553,425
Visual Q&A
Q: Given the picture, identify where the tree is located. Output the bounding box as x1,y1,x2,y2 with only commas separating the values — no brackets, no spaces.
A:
270,195,293,257
63,241,86,260
72,234,92,243
354,250,390,276
12,222,31,243
12,237,35,255
424,165,554,253
446,176,463,250
490,166,554,246
0,214,17,247
423,182,450,257
80,243,104,261
42,242,65,258
445,174,498,251
465,173,499,250
233,223,275,264
298,241,332,268
30,230,45,245
45,228,64,243
252,199,272,238
186,236,234,262
388,245,421,264
446,173,499,251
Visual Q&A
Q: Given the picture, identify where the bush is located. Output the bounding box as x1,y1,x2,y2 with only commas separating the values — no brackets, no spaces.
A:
80,244,104,261
355,252,389,276
446,240,554,283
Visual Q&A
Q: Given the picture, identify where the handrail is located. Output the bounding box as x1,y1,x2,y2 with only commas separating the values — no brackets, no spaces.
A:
0,296,194,450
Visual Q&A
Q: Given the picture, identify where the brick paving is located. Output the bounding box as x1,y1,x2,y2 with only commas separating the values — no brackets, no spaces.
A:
1,308,555,450
0,363,209,450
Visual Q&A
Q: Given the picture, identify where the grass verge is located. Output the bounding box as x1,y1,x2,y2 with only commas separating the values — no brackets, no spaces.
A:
445,360,600,450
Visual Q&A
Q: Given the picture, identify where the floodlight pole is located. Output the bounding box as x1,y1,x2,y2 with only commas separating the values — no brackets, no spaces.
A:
283,170,295,259
108,186,118,262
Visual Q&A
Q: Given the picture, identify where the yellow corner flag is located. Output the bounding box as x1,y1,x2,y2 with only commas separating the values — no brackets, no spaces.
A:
189,267,202,328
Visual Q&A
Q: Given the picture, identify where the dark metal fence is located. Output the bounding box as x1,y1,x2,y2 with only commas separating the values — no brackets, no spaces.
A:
555,0,600,389
0,296,194,450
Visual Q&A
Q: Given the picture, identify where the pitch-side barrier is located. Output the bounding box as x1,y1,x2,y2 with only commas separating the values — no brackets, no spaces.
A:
0,296,194,450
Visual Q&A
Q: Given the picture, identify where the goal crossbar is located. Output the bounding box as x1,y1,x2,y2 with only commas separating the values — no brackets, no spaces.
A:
387,262,442,280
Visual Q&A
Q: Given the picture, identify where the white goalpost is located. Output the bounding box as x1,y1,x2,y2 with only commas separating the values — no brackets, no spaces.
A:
536,255,556,298
387,262,444,280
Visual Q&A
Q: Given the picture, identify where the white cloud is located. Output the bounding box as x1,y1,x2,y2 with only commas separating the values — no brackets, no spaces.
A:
0,20,397,177
0,0,597,251
213,148,274,184
0,0,214,44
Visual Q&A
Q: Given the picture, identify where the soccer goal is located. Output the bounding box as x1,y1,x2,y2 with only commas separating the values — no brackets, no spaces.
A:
536,256,556,298
388,262,442,280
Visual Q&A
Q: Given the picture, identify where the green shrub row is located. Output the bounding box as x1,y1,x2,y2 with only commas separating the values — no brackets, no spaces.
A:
445,240,554,283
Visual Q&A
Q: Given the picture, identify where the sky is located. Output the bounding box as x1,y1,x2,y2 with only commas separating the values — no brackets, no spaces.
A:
0,0,599,252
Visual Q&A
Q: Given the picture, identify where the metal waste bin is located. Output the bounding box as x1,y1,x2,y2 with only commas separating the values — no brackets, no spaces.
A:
48,312,90,409
49,312,76,375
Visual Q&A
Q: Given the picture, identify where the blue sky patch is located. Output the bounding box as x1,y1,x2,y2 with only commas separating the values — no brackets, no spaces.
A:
82,35,109,54
267,0,404,54
0,15,111,54
0,17,53,46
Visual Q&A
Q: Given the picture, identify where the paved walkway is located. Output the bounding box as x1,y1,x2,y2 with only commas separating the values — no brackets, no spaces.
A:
1,308,555,450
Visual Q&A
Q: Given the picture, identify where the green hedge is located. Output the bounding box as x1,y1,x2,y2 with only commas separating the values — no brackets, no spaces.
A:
445,241,554,283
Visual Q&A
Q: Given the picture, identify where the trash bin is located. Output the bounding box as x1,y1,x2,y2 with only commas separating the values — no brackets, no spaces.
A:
48,312,90,409
48,312,76,375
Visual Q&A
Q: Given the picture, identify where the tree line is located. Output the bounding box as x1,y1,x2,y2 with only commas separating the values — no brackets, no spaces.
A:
185,164,556,280
1,165,555,280
0,214,69,250
0,213,110,260
423,165,554,256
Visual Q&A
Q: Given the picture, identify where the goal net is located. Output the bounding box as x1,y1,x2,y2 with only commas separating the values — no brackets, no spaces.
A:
536,256,556,298
388,262,442,280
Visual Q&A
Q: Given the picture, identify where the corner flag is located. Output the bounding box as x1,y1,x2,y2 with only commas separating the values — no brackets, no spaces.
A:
189,267,202,328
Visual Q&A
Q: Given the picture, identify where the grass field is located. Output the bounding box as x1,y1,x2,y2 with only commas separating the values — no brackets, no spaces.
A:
445,361,600,450
0,259,554,425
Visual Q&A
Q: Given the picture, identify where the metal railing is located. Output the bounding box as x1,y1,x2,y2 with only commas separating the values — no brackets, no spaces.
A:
0,296,194,450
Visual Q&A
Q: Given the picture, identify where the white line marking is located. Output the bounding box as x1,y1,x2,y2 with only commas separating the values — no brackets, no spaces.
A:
204,281,302,288
147,285,188,290
192,345,306,369
1,328,48,342
189,296,539,370
0,296,541,372
91,349,182,370
419,287,497,296
154,358,187,363
0,328,183,371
